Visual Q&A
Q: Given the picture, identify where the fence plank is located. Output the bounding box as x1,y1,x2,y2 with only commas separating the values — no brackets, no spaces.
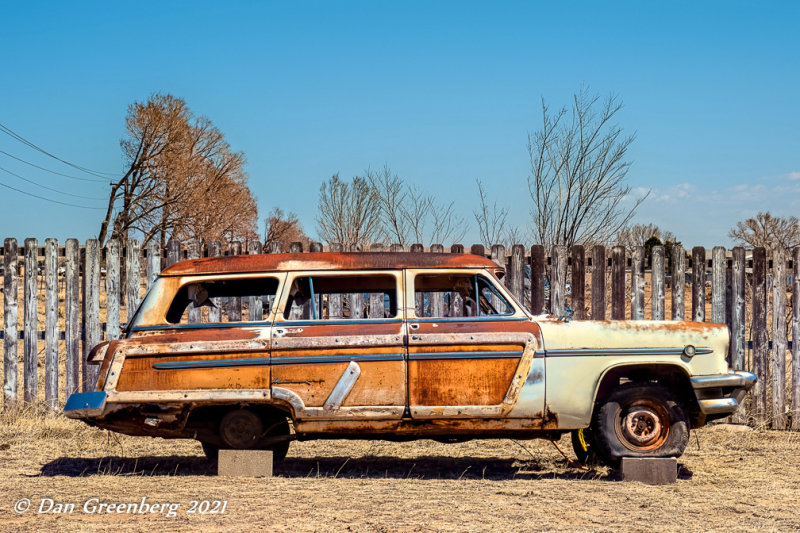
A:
65,239,79,397
510,244,525,305
692,246,706,322
83,239,100,391
470,244,484,257
145,240,160,291
631,246,644,320
187,241,202,323
611,246,625,320
411,244,424,317
530,245,545,315
731,247,746,369
248,241,263,321
24,238,38,403
106,239,121,341
491,245,505,312
571,245,585,320
591,245,606,320
228,242,243,321
207,241,222,323
712,246,726,324
551,245,567,317
268,241,282,254
370,243,387,318
3,238,18,408
44,239,58,411
126,239,141,320
167,239,181,267
793,247,800,430
652,245,665,320
772,247,787,429
450,244,464,254
329,244,343,318
671,245,685,320
752,247,768,425
391,244,404,252
310,242,323,253
430,244,445,317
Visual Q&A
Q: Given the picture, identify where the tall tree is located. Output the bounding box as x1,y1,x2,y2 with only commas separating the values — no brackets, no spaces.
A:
264,207,310,251
98,93,257,248
527,89,647,247
729,212,800,249
316,174,382,249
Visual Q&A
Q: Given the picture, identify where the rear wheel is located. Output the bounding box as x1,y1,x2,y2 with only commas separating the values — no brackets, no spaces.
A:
593,383,688,466
218,408,292,462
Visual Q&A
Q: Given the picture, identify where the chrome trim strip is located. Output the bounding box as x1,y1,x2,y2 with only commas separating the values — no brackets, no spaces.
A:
544,347,713,357
408,350,522,360
277,319,402,326
691,371,757,390
131,321,268,332
153,357,271,369
323,361,361,411
697,398,739,415
411,317,527,323
272,353,404,364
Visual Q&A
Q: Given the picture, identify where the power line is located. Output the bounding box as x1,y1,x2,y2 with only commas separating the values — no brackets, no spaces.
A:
0,165,107,200
0,121,120,179
0,178,105,210
0,149,109,183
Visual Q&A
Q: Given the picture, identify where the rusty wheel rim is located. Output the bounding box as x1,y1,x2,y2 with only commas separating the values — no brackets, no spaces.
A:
220,409,262,449
615,400,670,452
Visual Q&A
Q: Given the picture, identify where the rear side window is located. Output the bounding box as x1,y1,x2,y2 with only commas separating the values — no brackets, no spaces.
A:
166,277,280,324
413,274,514,318
282,274,397,320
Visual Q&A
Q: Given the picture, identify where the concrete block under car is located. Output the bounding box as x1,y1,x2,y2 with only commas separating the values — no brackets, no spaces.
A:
620,457,677,485
218,449,273,477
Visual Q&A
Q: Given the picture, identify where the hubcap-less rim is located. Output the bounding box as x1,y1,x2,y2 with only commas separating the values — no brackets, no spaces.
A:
615,400,670,452
220,410,262,449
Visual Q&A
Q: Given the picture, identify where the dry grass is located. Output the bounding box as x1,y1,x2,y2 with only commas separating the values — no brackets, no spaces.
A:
0,410,798,532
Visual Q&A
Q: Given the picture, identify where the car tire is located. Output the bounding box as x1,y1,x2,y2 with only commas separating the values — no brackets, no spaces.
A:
261,417,291,462
593,383,688,466
200,441,219,461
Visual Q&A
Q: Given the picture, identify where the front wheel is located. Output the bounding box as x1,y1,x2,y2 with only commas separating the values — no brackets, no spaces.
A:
593,383,688,466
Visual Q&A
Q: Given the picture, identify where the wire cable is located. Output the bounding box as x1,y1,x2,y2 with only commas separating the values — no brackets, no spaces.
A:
0,178,105,209
0,149,109,183
0,165,107,200
0,121,120,178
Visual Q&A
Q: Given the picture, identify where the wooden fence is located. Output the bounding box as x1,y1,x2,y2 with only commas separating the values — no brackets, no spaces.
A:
1,238,797,430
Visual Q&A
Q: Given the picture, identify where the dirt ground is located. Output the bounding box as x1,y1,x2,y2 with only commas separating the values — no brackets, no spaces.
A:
0,411,798,532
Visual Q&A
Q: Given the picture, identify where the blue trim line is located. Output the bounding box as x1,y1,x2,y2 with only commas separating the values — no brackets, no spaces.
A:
154,357,271,369
273,353,405,365
411,316,526,323
277,319,402,326
131,321,268,332
409,350,522,360
543,347,714,357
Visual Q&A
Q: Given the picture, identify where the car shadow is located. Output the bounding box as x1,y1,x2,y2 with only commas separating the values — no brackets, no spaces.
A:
38,454,625,481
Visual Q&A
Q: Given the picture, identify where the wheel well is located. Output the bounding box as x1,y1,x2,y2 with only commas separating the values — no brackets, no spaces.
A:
593,364,701,426
185,403,292,444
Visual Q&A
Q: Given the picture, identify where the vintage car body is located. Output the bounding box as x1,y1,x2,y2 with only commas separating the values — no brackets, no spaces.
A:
65,252,755,464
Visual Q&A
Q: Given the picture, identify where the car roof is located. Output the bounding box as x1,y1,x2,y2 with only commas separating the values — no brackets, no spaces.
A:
159,252,501,277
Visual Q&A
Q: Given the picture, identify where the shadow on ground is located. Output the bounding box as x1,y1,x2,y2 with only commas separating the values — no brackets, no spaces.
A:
38,454,630,481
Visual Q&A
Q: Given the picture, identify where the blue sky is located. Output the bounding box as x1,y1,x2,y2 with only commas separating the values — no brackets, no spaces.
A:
0,1,797,247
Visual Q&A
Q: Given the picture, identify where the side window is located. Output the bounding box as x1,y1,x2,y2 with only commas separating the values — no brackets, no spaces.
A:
414,274,514,318
166,277,280,324
282,274,397,320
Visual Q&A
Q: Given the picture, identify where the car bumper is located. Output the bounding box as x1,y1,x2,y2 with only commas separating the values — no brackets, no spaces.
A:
690,371,757,415
64,391,107,419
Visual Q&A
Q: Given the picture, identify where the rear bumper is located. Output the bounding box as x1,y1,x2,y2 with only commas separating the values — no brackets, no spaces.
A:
691,371,757,415
64,391,107,419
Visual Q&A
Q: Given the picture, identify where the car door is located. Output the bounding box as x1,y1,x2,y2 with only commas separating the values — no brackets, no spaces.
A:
404,269,542,419
270,270,407,420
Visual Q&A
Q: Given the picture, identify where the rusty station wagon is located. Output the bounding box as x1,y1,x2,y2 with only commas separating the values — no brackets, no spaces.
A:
65,252,755,465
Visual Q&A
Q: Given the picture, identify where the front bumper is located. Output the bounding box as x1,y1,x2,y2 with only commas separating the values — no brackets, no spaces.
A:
64,391,107,419
691,371,757,415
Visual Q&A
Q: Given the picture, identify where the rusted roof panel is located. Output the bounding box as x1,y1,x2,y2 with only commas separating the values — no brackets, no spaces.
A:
159,252,500,276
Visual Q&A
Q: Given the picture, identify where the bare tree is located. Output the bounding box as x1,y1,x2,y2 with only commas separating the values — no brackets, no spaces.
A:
430,199,467,245
617,223,677,250
473,179,509,247
527,89,648,248
368,166,410,245
316,174,381,248
98,93,257,248
729,212,800,249
264,207,310,250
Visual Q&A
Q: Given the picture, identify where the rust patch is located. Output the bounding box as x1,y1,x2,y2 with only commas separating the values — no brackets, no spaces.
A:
408,358,519,406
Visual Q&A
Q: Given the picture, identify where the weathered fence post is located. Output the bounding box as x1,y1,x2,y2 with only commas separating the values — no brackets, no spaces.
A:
772,247,787,429
371,243,388,318
24,238,38,403
692,246,706,322
591,245,606,320
792,247,800,430
430,244,445,317
450,244,464,254
671,245,685,320
470,244,484,257
268,241,282,254
65,239,80,397
83,239,100,391
530,245,545,315
712,246,726,324
731,246,747,422
228,241,243,321
167,239,181,267
491,245,505,312
126,239,142,321
44,238,58,411
571,245,585,320
145,240,160,291
510,244,525,306
752,247,768,425
631,246,644,320
611,246,625,320
207,241,222,323
652,245,665,321
329,244,343,318
3,238,18,408
551,245,567,317
187,240,202,323
248,241,264,321
391,244,404,253
106,239,121,341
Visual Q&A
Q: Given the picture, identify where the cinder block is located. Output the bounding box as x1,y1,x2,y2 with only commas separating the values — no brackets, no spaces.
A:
620,457,677,485
218,449,273,477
